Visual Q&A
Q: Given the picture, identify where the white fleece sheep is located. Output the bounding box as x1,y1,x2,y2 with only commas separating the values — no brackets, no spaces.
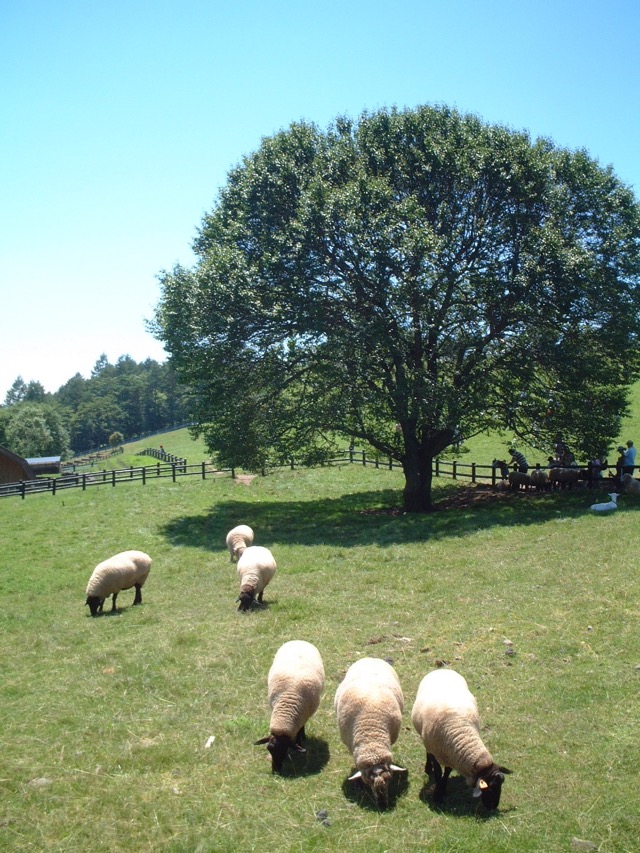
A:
529,467,549,492
621,474,640,496
236,545,277,610
85,550,152,617
411,668,511,809
254,640,325,772
508,470,532,492
549,467,580,490
334,657,406,806
225,524,254,562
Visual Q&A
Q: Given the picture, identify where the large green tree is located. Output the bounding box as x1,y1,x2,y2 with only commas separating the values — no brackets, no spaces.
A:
153,105,640,511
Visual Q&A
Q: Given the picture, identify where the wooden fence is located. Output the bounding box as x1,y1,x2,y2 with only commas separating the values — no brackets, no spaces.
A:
0,449,621,500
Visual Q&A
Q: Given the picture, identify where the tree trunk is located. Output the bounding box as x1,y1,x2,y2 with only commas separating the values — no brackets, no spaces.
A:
402,453,434,512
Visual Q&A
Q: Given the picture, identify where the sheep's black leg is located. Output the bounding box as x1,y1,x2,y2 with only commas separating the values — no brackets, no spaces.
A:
296,725,306,746
257,590,264,603
133,583,142,605
427,755,451,804
111,593,118,612
426,752,439,779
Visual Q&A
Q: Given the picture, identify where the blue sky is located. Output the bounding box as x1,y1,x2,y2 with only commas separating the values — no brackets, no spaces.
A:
1,0,639,400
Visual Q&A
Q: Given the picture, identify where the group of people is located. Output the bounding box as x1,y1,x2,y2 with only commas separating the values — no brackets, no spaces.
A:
505,438,636,484
616,440,637,479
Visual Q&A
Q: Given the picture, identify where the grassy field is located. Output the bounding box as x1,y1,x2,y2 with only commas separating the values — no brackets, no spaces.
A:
1,453,639,852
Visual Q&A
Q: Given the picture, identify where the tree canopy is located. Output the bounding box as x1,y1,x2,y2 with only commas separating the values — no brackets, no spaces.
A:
153,104,640,511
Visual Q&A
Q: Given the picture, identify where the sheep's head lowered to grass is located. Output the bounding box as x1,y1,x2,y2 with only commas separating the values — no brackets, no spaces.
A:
349,762,407,807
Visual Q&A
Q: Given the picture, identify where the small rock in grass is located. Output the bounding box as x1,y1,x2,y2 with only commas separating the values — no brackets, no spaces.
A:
571,838,598,851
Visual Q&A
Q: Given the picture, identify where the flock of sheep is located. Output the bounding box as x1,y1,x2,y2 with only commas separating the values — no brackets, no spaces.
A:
83,526,511,811
228,524,510,810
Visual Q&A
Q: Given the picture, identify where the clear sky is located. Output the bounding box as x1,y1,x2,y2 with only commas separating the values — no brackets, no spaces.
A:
1,0,639,400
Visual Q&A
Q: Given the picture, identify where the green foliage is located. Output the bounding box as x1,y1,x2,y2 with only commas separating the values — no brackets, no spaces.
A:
2,357,191,455
108,431,124,448
154,104,640,512
1,465,640,851
3,403,70,458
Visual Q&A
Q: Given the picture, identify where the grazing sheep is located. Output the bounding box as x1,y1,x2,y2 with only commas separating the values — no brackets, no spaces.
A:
621,473,640,496
548,467,580,490
334,657,406,807
529,466,549,492
254,640,325,772
225,524,254,562
590,493,619,512
236,545,277,611
508,470,531,492
411,668,511,810
85,550,152,617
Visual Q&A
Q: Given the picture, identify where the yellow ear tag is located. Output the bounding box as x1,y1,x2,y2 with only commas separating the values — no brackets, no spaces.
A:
479,779,489,790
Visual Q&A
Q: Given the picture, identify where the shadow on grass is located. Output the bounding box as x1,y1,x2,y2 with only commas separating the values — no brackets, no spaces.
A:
340,770,409,811
417,776,510,820
277,736,330,778
159,485,600,552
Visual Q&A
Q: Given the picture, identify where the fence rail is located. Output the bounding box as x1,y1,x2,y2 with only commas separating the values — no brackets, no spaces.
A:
0,448,624,500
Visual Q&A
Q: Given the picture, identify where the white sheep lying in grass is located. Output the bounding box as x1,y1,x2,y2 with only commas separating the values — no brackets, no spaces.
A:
334,657,406,807
411,668,511,809
236,545,277,611
85,550,152,617
225,524,254,562
254,640,325,772
621,474,640,496
590,492,619,512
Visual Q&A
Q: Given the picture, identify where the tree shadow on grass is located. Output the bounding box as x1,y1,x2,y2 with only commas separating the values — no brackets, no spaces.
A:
159,485,596,553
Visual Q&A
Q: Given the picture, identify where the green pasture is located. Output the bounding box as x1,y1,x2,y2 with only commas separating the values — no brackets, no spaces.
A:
1,455,639,852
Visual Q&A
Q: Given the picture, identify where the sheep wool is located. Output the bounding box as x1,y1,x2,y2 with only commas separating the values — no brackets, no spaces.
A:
236,545,277,611
85,550,152,617
254,640,325,772
334,657,406,806
225,524,254,562
621,474,640,496
411,668,510,809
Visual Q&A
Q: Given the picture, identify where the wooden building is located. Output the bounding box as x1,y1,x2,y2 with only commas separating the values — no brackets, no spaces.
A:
0,445,35,484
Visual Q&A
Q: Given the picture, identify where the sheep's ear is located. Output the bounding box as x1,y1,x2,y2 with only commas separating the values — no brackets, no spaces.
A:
293,744,306,753
348,770,362,781
498,766,512,775
254,736,271,745
390,764,407,773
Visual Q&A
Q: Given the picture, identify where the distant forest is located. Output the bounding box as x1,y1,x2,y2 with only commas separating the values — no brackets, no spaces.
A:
0,355,191,458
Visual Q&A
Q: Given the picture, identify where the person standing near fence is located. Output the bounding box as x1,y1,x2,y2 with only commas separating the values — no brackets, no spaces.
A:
508,447,529,473
623,440,636,476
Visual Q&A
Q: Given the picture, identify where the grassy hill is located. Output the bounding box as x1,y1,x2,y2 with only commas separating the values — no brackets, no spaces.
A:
1,456,639,851
117,379,640,470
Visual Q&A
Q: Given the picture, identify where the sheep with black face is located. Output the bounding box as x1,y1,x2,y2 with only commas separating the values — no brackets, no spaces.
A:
254,640,325,772
411,667,511,809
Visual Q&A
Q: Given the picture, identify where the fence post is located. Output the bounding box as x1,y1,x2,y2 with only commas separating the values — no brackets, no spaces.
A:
142,468,146,485
362,451,366,466
389,457,393,470
435,458,440,478
471,462,476,484
82,474,87,490
52,478,57,496
21,481,26,500
112,471,116,487
172,463,177,482
202,462,206,479
231,467,236,479
452,461,457,480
